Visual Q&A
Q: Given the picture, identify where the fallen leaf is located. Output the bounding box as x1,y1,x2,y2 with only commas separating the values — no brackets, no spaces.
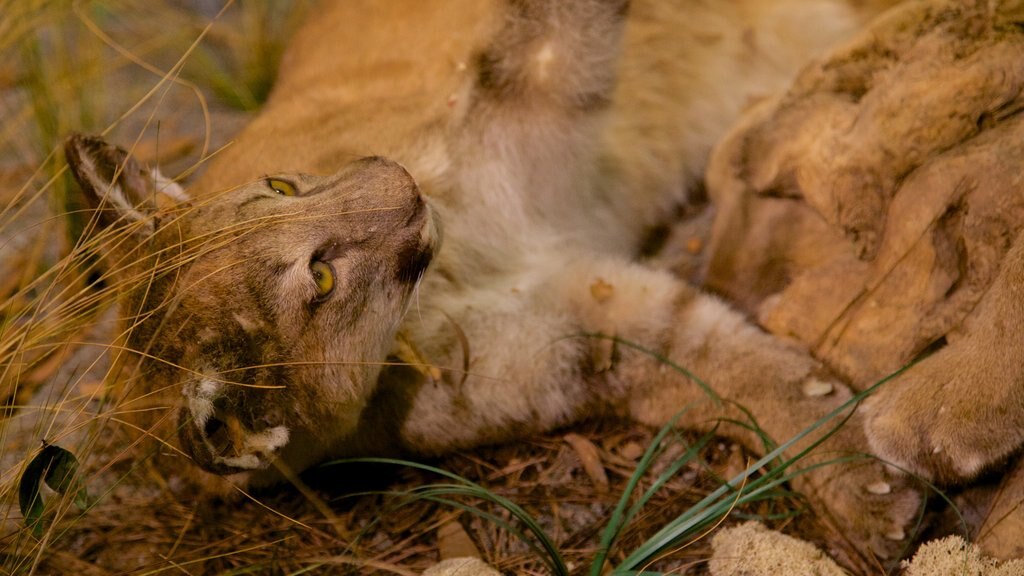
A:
564,433,609,493
19,444,90,536
394,333,443,382
438,519,480,560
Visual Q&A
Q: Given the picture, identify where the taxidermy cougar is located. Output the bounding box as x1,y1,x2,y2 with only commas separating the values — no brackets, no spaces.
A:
64,0,916,564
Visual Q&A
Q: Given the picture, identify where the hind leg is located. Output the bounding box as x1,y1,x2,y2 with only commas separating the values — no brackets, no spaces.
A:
864,231,1024,485
447,0,633,252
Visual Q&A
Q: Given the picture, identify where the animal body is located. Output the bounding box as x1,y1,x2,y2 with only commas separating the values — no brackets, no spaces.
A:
64,0,917,566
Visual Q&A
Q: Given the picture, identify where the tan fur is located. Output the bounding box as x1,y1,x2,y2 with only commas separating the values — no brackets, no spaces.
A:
65,0,915,567
864,231,1024,482
693,0,1024,560
700,0,1024,489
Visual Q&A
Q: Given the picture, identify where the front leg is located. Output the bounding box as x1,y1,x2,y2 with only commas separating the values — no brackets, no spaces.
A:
399,254,920,566
552,256,921,567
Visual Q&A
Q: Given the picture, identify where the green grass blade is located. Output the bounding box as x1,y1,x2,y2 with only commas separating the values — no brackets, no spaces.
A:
415,494,554,566
616,363,917,571
589,411,688,576
321,457,570,576
626,431,714,522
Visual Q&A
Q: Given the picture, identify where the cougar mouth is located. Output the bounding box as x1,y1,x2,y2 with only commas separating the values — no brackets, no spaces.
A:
178,402,290,475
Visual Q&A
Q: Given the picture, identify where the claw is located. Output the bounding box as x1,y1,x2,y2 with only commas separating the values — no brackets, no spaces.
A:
801,379,834,397
866,481,891,495
885,529,906,541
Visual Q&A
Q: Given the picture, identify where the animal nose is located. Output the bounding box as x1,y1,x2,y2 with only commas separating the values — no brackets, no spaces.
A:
179,383,291,474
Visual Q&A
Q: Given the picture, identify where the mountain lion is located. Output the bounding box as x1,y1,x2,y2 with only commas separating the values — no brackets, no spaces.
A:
64,0,916,566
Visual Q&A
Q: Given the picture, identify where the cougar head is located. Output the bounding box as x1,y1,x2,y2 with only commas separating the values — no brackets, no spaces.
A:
65,134,440,483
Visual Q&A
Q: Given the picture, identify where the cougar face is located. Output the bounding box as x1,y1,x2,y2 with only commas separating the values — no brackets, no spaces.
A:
164,156,440,477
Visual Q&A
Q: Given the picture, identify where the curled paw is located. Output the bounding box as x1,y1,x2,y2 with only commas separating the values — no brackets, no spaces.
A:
791,424,922,570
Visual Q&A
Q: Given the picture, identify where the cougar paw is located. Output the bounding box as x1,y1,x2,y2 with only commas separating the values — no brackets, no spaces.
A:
794,454,921,569
865,223,1024,485
863,365,1013,485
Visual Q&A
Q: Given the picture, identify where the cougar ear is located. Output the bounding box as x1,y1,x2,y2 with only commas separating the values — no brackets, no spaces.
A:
64,133,165,235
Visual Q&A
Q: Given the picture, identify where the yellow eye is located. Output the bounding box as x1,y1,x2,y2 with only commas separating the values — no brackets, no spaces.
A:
268,178,296,196
310,260,335,301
